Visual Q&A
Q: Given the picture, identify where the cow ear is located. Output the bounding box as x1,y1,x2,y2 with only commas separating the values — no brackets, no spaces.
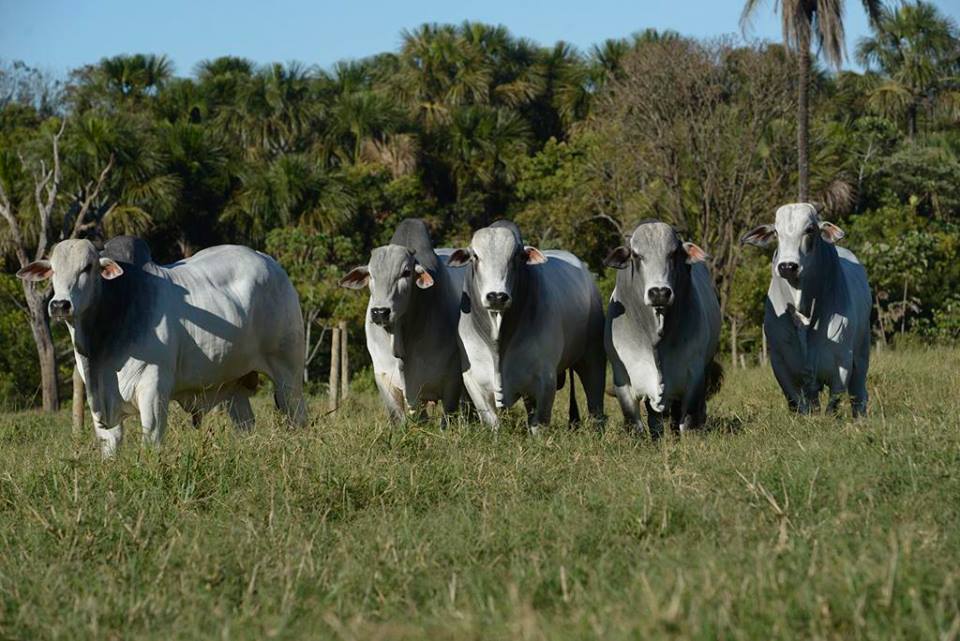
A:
339,265,370,290
740,224,776,248
447,249,473,267
524,246,547,265
819,221,845,244
99,258,124,280
414,264,434,289
603,246,633,269
683,242,710,264
16,260,53,281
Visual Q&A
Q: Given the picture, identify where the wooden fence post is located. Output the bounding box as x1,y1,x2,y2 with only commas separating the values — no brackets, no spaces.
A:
329,326,341,412
72,366,84,435
761,326,768,366
339,320,349,399
730,317,738,369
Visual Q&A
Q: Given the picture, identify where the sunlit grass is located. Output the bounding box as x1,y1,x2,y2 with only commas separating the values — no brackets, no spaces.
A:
1,347,958,639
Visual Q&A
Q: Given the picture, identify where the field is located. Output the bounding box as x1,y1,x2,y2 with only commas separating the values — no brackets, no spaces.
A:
1,347,959,640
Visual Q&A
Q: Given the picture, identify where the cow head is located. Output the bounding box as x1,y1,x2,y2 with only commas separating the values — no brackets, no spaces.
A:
339,244,434,329
16,239,124,321
604,222,708,311
448,225,546,313
740,203,845,283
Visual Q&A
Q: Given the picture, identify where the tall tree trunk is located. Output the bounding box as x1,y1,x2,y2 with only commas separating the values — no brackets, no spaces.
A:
797,40,811,202
23,284,58,412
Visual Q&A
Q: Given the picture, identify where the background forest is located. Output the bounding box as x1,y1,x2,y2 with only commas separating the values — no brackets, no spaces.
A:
1,1,959,410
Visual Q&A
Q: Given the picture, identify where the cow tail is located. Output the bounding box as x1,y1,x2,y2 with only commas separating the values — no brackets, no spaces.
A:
705,360,724,399
568,368,581,427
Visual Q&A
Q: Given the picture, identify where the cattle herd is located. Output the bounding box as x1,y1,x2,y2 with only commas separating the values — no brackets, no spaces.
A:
16,202,872,456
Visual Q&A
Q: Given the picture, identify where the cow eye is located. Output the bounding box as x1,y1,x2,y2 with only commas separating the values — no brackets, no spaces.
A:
81,264,92,274
805,226,816,235
401,269,412,278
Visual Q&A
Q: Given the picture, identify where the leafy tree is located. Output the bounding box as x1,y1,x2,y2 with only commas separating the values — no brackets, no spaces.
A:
856,1,960,138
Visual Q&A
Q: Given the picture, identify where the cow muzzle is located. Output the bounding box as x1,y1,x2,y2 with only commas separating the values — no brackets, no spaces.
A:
646,286,673,309
777,261,800,280
49,299,73,320
370,307,391,326
484,291,511,312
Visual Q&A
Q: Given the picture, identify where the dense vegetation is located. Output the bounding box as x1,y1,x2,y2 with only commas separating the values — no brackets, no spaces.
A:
1,348,958,639
1,2,959,409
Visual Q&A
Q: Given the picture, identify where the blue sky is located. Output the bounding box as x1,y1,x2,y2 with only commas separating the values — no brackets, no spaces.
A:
1,0,956,76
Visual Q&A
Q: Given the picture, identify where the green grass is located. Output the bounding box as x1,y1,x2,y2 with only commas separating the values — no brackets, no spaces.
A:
1,347,959,640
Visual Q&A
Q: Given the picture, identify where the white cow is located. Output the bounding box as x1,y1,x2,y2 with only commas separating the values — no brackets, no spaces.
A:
17,236,306,456
340,219,466,423
604,221,722,436
742,203,871,415
448,221,606,432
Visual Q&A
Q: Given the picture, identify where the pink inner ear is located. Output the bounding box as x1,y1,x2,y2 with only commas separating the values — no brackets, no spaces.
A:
684,243,708,263
339,267,370,288
525,246,547,265
820,223,845,243
18,263,53,280
416,270,434,288
100,261,124,280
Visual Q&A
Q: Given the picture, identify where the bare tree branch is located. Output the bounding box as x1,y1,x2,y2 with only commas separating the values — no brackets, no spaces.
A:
70,154,114,240
34,118,65,260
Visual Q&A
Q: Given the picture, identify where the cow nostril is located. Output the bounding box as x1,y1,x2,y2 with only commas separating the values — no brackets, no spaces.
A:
370,307,391,323
485,292,510,305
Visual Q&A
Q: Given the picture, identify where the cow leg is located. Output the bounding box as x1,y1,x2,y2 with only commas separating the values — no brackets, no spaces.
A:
227,394,256,431
267,358,306,427
849,344,869,418
439,379,463,429
614,386,644,435
463,372,498,429
529,378,557,435
680,376,709,432
669,401,683,433
826,359,853,418
574,350,607,426
138,387,170,447
95,420,124,459
644,400,665,440
770,350,804,413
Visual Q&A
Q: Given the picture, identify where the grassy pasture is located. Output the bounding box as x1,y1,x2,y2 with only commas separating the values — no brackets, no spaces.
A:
1,347,959,640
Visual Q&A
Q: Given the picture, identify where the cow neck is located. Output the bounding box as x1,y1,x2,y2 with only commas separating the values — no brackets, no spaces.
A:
393,265,447,361
618,260,691,347
70,264,154,424
774,240,839,325
467,260,535,356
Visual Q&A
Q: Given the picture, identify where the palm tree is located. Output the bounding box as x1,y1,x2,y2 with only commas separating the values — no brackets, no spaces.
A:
856,1,959,139
741,0,882,201
97,54,173,101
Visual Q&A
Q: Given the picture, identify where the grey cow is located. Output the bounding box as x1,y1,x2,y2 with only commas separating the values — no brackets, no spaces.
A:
448,221,606,432
340,219,466,422
741,203,871,415
604,221,722,436
17,236,306,457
